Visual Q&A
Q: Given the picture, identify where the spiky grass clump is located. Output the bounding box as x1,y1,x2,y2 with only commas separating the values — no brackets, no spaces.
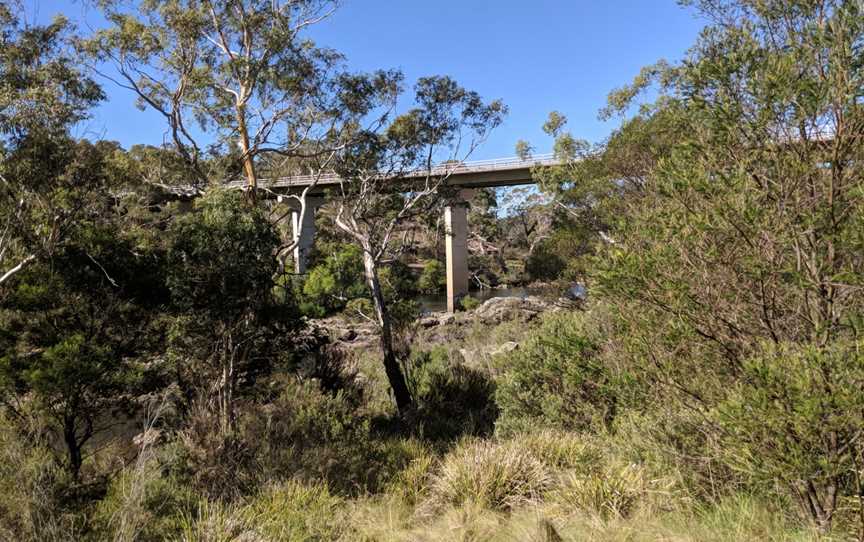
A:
244,481,345,541
553,464,652,520
508,429,599,471
425,439,553,511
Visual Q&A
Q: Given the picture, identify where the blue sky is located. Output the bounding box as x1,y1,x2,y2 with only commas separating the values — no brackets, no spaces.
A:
27,0,705,159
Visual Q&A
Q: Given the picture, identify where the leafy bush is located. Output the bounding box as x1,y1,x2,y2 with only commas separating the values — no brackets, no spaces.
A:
526,227,592,283
425,439,553,511
459,295,481,311
525,238,567,282
495,313,620,436
418,260,446,294
297,242,367,317
713,341,864,527
406,347,498,441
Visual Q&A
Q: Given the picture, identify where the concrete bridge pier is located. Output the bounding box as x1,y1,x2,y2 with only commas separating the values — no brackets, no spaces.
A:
291,197,324,274
288,191,473,313
445,189,474,312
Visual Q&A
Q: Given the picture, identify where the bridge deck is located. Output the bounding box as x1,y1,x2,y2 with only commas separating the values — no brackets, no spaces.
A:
231,154,557,194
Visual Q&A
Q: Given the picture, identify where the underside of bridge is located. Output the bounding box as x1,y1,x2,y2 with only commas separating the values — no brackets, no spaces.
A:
289,190,475,312
277,155,554,313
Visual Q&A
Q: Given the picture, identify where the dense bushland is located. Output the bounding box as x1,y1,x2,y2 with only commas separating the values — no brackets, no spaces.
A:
2,0,863,540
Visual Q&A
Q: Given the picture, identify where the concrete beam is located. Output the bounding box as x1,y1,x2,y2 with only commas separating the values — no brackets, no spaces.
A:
445,199,469,313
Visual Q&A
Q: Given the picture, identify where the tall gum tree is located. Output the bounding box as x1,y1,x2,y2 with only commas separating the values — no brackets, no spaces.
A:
84,0,399,260
331,76,506,413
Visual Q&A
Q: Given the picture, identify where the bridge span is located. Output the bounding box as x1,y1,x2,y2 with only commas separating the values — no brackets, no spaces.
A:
235,154,556,312
239,154,557,195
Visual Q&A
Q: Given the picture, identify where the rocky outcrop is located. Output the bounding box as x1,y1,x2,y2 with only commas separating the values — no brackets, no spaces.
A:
471,295,550,325
314,292,564,352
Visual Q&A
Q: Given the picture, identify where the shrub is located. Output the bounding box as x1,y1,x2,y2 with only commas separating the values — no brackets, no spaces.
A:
713,341,864,530
495,313,620,436
92,452,196,541
297,242,367,317
459,295,481,311
525,239,567,282
418,260,446,294
238,377,417,496
174,404,261,500
406,347,498,441
425,439,553,511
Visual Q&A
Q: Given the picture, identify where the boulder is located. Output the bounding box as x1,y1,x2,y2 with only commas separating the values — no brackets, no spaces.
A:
473,295,549,324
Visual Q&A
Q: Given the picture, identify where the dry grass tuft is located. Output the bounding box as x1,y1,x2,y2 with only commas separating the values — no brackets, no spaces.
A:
424,438,553,512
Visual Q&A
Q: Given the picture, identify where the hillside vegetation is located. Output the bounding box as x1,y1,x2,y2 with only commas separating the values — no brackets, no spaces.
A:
1,0,863,540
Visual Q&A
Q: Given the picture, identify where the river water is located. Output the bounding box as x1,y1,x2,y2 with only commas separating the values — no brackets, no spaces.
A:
416,286,557,314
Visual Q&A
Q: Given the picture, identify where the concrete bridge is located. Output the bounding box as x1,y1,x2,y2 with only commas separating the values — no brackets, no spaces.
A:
243,154,557,312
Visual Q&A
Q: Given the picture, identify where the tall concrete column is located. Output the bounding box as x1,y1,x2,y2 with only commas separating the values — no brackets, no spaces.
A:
291,198,322,274
445,200,469,313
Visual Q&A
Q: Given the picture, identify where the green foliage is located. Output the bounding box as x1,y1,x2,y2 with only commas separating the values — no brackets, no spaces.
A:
183,377,409,497
525,240,566,282
165,189,304,434
0,415,82,541
458,295,481,311
495,313,621,436
86,0,399,187
0,223,164,477
92,453,196,542
526,226,591,282
417,260,446,294
0,5,107,290
244,481,346,541
585,0,864,531
167,190,280,319
295,244,421,320
298,242,367,317
555,464,654,520
0,5,103,140
405,347,498,441
715,341,864,504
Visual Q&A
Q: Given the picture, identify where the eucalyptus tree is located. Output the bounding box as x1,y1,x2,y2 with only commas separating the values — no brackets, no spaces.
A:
330,76,506,413
85,0,398,260
0,2,105,287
